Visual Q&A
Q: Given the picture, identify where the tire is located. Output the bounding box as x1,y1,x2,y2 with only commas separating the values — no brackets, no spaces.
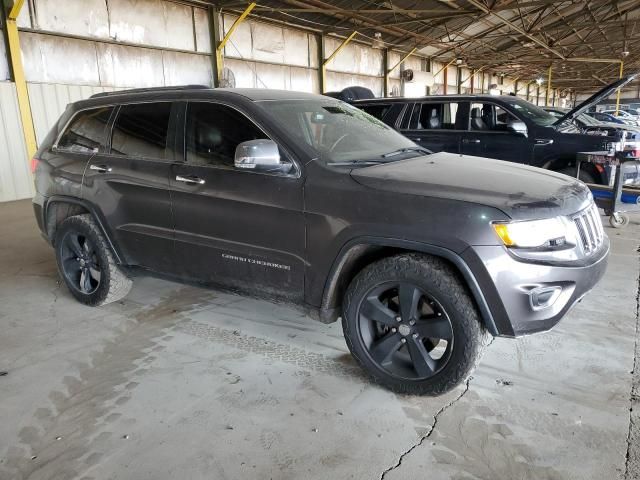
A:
609,213,630,229
342,253,490,396
55,214,132,306
559,166,595,184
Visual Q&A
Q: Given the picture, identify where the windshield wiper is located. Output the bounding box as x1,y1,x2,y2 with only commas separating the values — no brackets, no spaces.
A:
382,146,431,158
326,160,385,167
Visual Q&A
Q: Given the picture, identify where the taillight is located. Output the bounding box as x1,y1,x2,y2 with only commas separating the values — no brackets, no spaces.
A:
30,157,39,173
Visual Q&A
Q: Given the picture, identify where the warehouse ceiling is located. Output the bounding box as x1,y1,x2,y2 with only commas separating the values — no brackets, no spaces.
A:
215,0,640,93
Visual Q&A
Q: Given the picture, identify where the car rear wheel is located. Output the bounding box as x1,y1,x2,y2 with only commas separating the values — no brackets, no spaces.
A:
342,254,490,395
55,214,132,306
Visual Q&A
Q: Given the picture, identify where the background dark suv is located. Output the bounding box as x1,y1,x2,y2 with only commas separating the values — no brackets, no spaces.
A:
353,75,637,184
33,86,608,395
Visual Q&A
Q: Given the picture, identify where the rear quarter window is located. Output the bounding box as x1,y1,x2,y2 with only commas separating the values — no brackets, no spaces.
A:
56,107,114,153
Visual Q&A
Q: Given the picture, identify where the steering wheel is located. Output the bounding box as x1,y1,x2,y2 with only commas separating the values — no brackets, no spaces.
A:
329,133,351,152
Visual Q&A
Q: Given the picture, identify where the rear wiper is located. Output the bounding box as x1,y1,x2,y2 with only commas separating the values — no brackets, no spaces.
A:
382,146,431,158
326,160,385,166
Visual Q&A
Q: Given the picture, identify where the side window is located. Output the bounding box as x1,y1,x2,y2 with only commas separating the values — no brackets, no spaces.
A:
470,103,519,132
185,102,270,169
359,104,391,121
411,103,460,130
399,104,415,130
110,102,172,159
57,107,114,153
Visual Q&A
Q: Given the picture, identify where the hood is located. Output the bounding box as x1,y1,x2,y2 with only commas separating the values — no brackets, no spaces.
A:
554,73,638,126
350,152,592,220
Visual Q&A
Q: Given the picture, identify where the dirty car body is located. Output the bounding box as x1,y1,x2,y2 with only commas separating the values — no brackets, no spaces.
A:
32,87,609,395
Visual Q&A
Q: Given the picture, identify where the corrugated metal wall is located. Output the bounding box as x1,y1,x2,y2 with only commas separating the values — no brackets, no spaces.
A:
0,83,31,202
221,14,319,92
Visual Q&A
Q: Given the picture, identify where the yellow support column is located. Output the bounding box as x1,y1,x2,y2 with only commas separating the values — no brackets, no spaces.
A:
615,61,624,115
5,0,37,159
216,2,256,85
322,31,358,93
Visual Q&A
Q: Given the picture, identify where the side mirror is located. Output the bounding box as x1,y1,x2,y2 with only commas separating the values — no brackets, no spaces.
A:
508,120,528,137
234,139,292,174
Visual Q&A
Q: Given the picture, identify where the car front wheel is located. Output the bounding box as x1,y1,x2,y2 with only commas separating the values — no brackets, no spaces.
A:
55,214,132,306
342,254,490,395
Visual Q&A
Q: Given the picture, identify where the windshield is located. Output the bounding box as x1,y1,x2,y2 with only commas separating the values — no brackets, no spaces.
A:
257,99,420,164
506,98,558,126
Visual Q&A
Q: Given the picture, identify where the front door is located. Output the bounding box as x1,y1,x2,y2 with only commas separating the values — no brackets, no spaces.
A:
460,102,532,163
169,101,305,300
83,101,176,272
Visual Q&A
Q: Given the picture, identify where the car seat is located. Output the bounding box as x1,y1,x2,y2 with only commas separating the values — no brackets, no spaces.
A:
428,109,441,129
471,107,487,130
481,106,495,130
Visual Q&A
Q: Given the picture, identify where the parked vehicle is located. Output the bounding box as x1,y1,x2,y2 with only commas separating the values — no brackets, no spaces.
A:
353,75,637,184
602,109,640,126
545,107,640,161
587,111,632,125
33,86,608,395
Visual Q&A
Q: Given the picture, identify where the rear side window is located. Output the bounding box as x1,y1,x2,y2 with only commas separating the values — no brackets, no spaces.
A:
410,102,461,130
110,102,172,159
57,107,114,153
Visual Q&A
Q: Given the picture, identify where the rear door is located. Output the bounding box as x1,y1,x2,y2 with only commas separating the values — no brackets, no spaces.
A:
83,101,176,272
460,101,532,162
399,101,466,153
169,101,305,300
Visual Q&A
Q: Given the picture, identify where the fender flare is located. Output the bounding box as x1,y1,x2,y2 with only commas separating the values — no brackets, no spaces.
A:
320,237,499,336
44,195,125,264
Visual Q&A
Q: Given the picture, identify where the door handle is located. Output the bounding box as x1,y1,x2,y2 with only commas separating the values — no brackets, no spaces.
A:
462,139,481,144
176,175,205,185
89,164,112,173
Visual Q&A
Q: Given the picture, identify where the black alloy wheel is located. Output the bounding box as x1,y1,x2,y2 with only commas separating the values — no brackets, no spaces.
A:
357,282,454,380
59,231,102,295
54,214,132,306
342,254,489,395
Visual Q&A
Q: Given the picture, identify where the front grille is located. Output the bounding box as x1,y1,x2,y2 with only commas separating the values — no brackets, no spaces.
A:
573,204,604,255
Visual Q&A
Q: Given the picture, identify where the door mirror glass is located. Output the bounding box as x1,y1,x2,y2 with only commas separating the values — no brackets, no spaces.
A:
234,139,292,174
507,120,528,137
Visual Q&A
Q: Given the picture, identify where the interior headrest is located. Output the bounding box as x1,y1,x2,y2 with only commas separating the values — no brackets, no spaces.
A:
198,126,222,148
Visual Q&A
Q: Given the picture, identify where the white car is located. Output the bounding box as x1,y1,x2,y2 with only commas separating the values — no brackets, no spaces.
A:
602,109,640,126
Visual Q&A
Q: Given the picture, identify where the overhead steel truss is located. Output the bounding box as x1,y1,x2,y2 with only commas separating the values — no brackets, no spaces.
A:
213,0,640,93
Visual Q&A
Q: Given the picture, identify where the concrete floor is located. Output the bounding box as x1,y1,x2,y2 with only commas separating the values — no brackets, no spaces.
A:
0,198,638,480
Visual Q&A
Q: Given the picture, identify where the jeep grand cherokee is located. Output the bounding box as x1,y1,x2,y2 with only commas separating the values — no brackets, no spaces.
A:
32,86,608,395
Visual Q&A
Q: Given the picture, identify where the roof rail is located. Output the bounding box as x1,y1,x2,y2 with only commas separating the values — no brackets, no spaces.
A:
90,84,211,99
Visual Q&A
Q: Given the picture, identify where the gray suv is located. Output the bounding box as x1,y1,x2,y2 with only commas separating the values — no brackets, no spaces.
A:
32,87,608,395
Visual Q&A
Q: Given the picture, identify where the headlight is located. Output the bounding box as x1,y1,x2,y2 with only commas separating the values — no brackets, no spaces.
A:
492,217,570,248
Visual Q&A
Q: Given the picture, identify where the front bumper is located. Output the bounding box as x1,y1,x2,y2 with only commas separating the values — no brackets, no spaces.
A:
462,238,609,337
